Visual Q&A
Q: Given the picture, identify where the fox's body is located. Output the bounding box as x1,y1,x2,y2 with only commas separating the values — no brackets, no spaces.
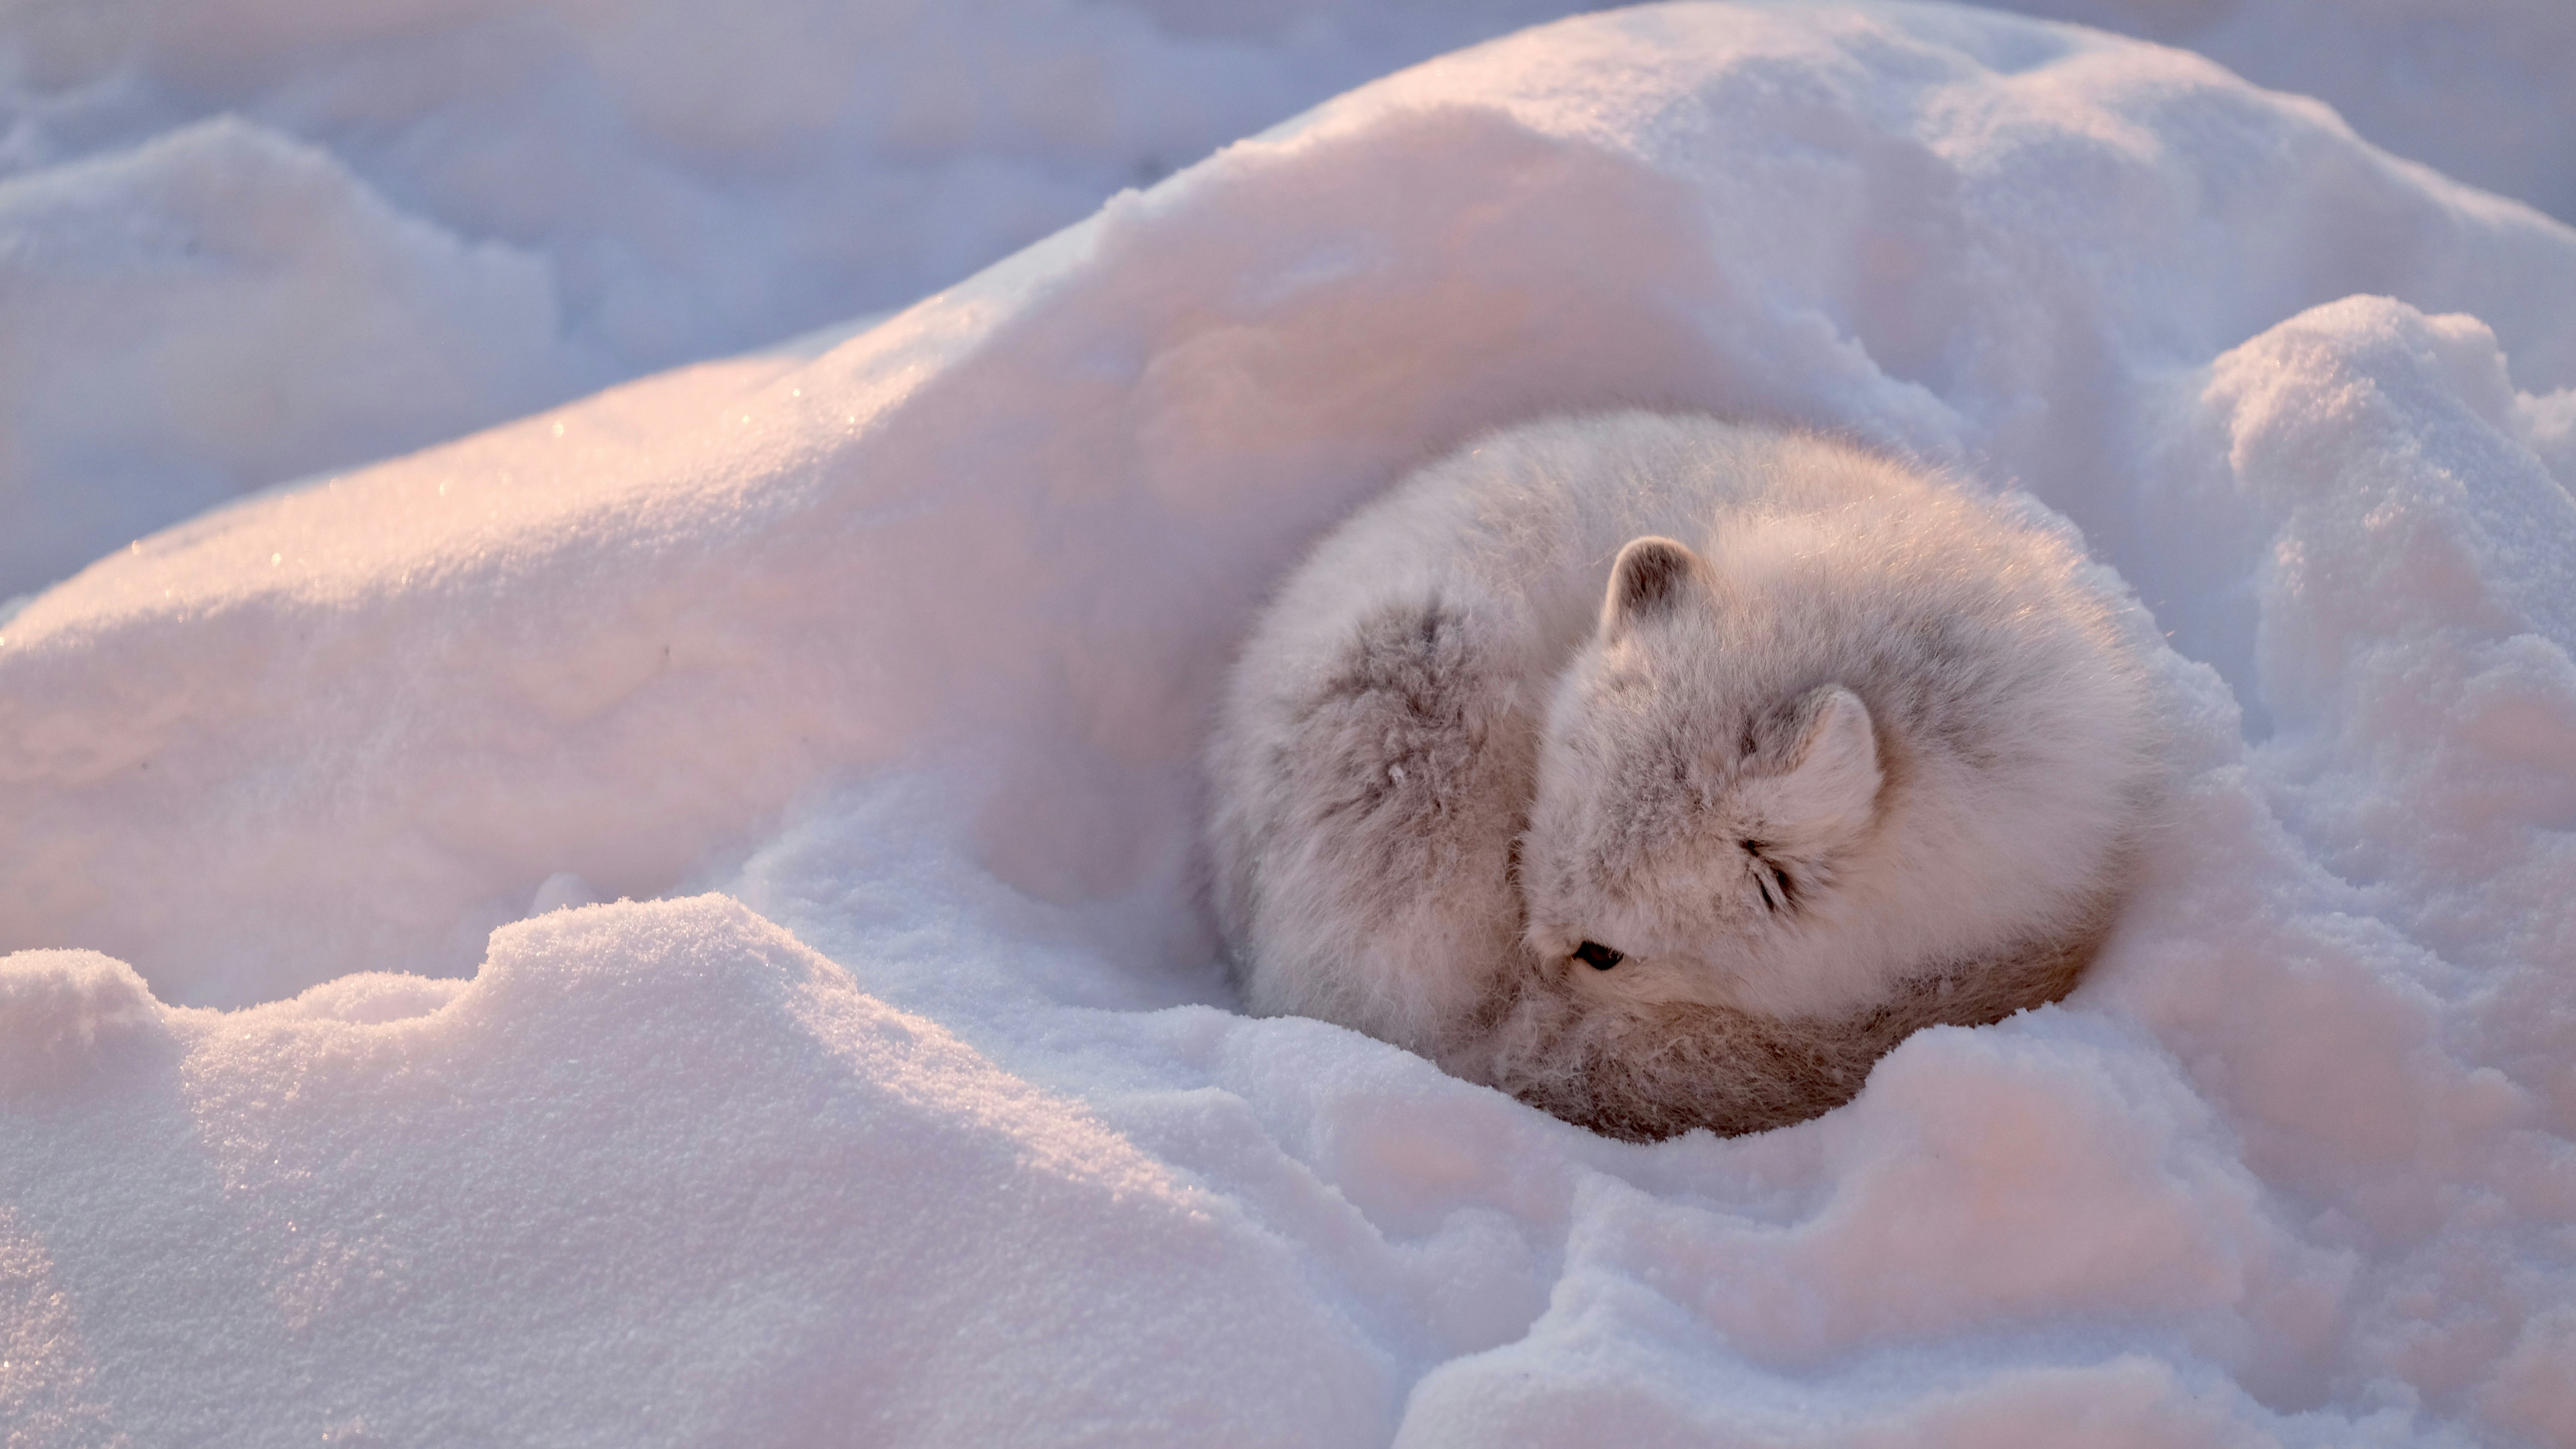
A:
1206,412,2159,1140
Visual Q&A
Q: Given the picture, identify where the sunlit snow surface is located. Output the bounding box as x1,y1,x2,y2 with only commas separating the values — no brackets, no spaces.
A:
5,0,2573,601
7,3,2576,1444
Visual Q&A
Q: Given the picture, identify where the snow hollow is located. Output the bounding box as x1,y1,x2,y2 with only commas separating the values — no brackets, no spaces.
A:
5,3,2576,1445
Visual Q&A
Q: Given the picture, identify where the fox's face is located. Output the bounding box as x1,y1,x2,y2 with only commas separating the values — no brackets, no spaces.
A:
1516,537,1886,1010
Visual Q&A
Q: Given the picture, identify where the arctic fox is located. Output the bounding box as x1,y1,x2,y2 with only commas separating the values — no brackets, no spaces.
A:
1206,412,2159,1140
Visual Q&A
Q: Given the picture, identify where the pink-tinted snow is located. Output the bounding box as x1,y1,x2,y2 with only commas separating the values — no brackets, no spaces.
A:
5,3,2575,1445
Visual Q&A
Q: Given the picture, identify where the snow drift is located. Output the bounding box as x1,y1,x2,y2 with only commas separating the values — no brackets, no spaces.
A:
5,2,2576,1444
5,0,2572,605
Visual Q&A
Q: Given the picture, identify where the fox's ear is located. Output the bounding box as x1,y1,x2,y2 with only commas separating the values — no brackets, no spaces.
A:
1770,685,1882,839
1601,537,1705,637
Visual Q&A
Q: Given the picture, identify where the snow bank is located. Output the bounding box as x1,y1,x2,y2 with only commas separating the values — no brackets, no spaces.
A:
2012,0,2576,226
0,115,599,597
0,0,1573,600
5,0,2572,603
2,898,1390,1444
6,2,2576,1444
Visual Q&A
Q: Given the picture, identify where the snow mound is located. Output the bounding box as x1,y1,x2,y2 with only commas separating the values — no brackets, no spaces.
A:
2,895,1389,1444
0,0,1570,600
0,951,164,1094
0,115,597,597
5,3,2576,1443
2014,0,2576,225
4,0,2571,604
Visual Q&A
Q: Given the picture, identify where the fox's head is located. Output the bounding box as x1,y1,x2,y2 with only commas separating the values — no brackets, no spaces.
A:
1517,535,1888,1014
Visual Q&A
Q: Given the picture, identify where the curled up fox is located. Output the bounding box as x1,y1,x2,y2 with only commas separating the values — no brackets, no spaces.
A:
1206,412,2160,1140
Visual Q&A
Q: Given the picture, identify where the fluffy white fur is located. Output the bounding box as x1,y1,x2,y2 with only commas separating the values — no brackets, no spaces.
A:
1206,412,2160,1140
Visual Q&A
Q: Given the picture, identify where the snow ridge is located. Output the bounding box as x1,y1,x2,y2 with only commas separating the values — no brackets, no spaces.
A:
5,3,2576,1444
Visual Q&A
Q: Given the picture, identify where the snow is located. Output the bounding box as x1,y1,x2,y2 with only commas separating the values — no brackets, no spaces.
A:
0,115,599,600
4,0,2576,1444
6,0,2573,602
2005,0,2576,227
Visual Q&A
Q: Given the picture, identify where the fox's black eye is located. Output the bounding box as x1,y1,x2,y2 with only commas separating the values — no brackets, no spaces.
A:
1574,940,1624,970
